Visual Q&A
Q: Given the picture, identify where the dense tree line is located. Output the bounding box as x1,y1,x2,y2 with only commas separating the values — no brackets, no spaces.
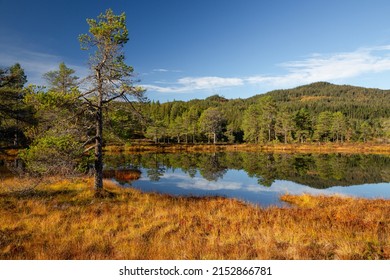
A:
2,66,390,158
131,82,390,144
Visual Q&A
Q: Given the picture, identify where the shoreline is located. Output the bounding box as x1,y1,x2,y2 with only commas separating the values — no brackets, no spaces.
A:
104,142,390,155
2,143,389,160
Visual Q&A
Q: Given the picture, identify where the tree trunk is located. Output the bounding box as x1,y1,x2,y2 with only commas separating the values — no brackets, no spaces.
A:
94,69,104,191
213,132,216,144
94,106,103,191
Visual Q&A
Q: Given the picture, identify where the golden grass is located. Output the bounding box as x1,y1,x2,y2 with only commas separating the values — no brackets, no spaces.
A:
0,177,389,260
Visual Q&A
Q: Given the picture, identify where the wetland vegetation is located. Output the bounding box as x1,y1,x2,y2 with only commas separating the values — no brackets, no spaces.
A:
0,176,389,260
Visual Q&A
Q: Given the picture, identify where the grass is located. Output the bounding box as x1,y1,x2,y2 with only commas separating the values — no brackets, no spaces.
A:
0,177,389,260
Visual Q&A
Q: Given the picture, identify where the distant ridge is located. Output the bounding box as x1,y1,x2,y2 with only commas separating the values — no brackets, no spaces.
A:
245,82,390,119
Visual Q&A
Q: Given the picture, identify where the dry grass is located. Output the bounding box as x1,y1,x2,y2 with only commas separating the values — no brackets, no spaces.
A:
0,177,389,260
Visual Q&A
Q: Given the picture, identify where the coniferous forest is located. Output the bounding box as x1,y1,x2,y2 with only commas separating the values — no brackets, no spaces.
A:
1,62,390,156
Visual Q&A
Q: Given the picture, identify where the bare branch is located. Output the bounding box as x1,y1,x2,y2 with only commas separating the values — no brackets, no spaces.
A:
83,144,96,153
81,136,97,147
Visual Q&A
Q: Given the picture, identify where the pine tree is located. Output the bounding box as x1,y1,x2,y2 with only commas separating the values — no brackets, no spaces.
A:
79,9,146,192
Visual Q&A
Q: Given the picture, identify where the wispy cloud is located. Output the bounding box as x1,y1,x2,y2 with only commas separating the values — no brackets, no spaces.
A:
143,45,390,94
143,76,244,93
153,68,169,72
152,68,182,73
248,45,390,87
0,43,88,86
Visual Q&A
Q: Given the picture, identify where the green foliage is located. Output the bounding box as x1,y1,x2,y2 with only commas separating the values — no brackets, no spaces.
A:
80,9,128,50
293,108,313,143
331,112,347,142
20,134,87,175
79,9,136,88
314,111,333,142
276,110,295,144
242,103,262,143
118,82,389,145
199,108,226,144
0,63,27,89
43,62,79,94
19,63,92,176
23,85,84,140
0,64,33,148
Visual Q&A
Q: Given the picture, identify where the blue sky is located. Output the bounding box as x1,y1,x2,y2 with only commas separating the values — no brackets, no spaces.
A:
2,0,390,101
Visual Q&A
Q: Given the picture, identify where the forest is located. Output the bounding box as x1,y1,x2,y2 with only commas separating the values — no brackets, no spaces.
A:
139,81,390,145
1,61,390,176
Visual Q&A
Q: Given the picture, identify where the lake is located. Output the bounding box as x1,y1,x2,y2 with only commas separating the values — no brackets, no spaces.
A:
104,152,390,207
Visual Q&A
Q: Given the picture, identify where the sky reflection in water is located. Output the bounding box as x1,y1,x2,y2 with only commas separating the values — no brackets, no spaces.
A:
117,168,390,208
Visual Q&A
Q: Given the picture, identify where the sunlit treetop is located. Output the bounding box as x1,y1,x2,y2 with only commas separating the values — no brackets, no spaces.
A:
78,8,128,51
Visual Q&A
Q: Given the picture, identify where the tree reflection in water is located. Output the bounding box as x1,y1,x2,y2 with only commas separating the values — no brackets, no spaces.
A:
104,152,390,189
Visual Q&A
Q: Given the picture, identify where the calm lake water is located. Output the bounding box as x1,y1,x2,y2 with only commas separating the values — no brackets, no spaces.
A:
104,152,390,207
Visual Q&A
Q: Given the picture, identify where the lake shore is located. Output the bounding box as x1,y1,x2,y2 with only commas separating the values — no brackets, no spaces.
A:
0,176,389,260
105,142,390,155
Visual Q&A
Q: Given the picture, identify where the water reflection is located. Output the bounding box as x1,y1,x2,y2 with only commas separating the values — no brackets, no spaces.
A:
104,152,390,207
105,152,390,186
2,152,389,206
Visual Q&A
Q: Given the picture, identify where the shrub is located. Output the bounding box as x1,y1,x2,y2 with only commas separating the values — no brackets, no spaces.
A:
20,134,88,175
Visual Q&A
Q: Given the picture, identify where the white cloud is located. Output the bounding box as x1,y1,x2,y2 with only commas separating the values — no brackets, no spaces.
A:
154,172,244,191
144,45,390,94
143,76,244,93
152,68,182,73
273,46,390,85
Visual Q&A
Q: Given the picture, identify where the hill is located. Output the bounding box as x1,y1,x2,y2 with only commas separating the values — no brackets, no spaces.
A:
249,82,390,119
122,82,389,144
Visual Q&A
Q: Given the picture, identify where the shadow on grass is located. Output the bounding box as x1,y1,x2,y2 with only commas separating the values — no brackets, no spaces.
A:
0,189,79,200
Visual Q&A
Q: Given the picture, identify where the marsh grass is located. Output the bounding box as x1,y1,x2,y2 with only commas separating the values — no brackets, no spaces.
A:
0,177,389,259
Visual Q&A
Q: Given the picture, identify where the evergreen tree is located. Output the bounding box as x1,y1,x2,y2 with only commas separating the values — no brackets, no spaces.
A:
258,96,277,142
43,62,79,94
293,108,312,143
331,112,347,142
21,72,88,175
0,64,32,147
199,108,225,144
276,111,295,144
242,104,262,143
359,121,372,142
314,111,333,142
79,9,146,191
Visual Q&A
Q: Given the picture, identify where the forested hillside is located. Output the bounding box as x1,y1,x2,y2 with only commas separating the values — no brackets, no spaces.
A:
130,81,390,144
257,82,390,119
